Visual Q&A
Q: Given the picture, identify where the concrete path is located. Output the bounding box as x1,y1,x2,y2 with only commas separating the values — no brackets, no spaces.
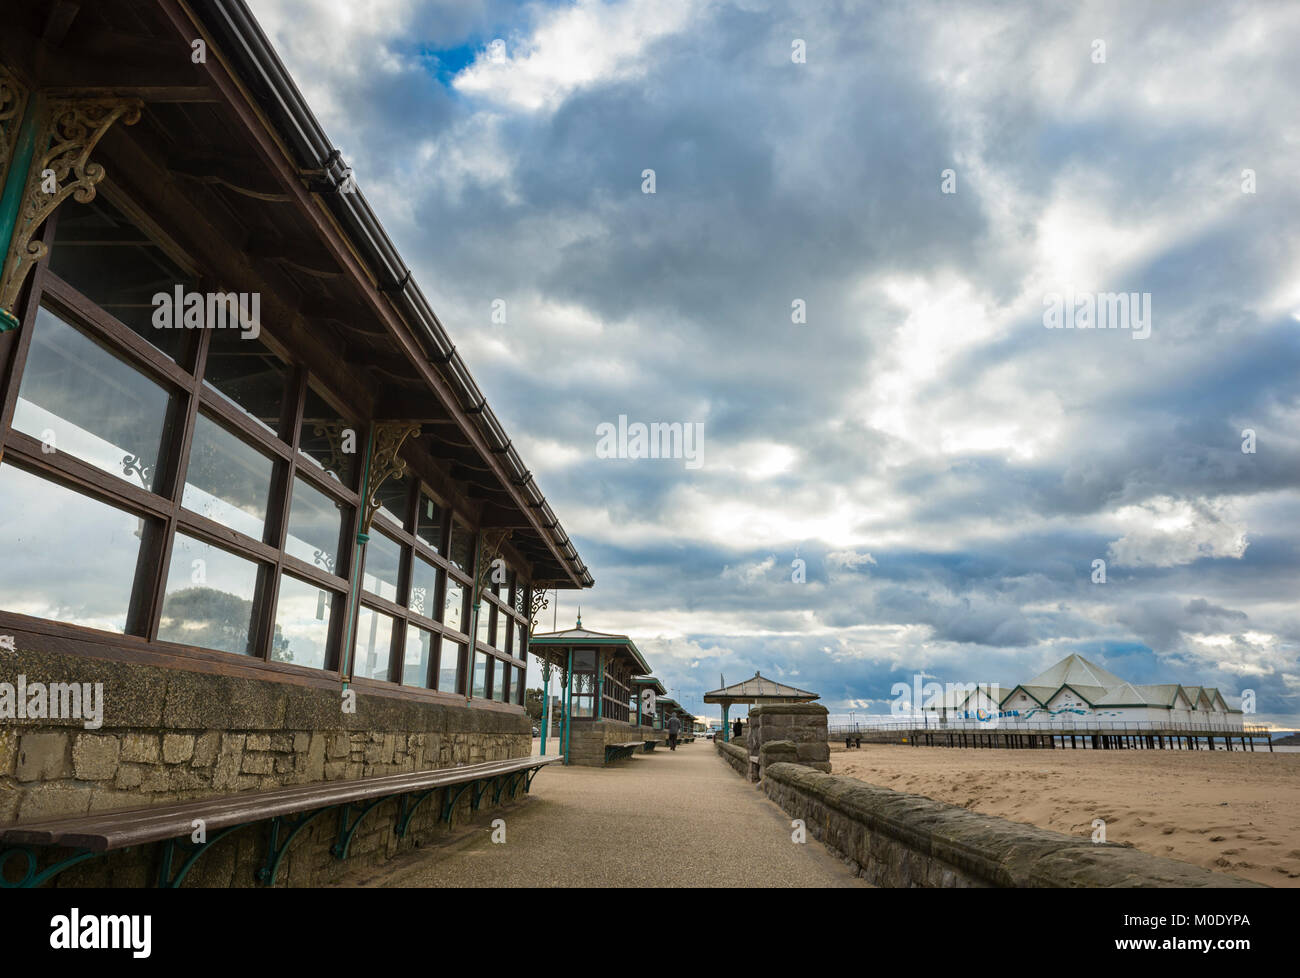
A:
336,742,866,887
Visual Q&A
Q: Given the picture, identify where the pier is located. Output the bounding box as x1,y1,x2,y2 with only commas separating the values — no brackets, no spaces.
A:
831,720,1273,752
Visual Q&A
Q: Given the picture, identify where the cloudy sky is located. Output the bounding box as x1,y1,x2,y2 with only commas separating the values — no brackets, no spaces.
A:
247,0,1300,725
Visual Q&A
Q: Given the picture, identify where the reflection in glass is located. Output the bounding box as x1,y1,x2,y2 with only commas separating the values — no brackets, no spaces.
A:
203,329,286,435
447,520,472,573
182,413,273,539
361,531,401,602
158,533,260,655
0,463,144,633
439,638,462,694
473,652,487,698
415,491,442,551
353,605,394,681
272,573,332,670
515,666,526,705
285,475,345,574
403,626,433,687
374,470,409,527
297,385,355,487
494,660,508,702
48,195,195,361
443,578,464,632
13,307,174,492
408,553,439,619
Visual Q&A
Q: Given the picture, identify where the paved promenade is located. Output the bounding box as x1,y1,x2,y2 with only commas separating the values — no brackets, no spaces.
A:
336,741,866,887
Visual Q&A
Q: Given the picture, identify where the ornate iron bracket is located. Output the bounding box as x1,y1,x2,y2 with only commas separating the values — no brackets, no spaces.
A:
360,422,421,534
0,95,142,329
529,588,549,633
473,528,512,607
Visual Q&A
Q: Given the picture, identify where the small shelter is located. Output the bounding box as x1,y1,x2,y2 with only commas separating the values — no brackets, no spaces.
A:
529,617,652,764
703,672,820,741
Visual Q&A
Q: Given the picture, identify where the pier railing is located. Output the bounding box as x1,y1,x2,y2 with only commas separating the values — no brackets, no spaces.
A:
828,718,1266,737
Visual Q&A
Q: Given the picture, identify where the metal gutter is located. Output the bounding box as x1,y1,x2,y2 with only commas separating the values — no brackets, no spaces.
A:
191,0,592,588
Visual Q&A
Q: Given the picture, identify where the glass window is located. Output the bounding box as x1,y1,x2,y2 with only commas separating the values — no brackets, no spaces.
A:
415,490,443,551
353,605,394,681
182,413,274,539
494,660,508,702
203,330,287,436
158,533,261,655
374,471,409,527
297,385,356,487
438,638,462,694
408,553,439,620
272,573,333,670
403,626,434,687
443,577,464,632
447,520,472,573
47,195,195,361
0,463,144,633
476,602,488,645
13,307,175,492
473,652,488,698
516,667,526,706
284,475,346,575
361,531,402,602
493,610,509,652
514,621,527,656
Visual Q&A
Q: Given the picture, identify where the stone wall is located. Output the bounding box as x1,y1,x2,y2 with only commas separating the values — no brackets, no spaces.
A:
0,646,531,887
760,762,1264,888
747,703,830,775
565,718,648,766
715,737,750,778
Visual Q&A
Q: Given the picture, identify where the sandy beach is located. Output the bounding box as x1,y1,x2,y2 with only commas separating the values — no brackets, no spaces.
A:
829,743,1300,887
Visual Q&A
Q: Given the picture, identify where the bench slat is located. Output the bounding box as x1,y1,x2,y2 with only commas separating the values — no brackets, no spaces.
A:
0,755,560,851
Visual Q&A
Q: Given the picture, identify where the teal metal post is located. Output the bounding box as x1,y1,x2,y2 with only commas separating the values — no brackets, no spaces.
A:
562,647,573,764
0,98,40,332
338,424,376,689
595,652,603,719
722,703,730,742
540,662,550,755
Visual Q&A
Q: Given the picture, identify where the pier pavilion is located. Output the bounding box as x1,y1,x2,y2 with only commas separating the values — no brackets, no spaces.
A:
0,0,590,888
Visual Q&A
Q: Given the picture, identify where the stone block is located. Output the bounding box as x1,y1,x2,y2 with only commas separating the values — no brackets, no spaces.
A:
120,732,160,763
163,733,195,764
242,752,274,775
245,733,272,751
16,732,70,782
212,734,245,790
72,734,121,781
18,783,92,820
192,731,220,768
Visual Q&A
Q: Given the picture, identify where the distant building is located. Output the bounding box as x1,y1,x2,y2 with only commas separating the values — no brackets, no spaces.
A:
954,654,1243,728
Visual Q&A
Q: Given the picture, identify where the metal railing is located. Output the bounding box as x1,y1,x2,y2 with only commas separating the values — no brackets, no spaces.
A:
829,717,1266,737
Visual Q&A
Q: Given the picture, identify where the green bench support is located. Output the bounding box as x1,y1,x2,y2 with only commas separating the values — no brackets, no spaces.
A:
0,755,561,889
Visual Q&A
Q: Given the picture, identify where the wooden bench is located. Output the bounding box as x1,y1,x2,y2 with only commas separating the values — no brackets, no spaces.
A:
0,755,560,889
642,740,658,753
604,742,642,764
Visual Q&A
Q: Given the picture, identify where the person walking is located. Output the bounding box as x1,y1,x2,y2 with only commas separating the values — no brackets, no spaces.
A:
667,714,680,750
733,717,743,741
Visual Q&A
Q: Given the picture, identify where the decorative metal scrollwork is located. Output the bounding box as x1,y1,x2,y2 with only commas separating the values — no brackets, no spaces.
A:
121,453,153,489
360,421,421,533
473,528,511,606
0,96,143,326
529,587,549,632
310,422,353,480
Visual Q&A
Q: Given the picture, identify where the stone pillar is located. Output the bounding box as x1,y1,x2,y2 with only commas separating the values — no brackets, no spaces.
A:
747,703,830,779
